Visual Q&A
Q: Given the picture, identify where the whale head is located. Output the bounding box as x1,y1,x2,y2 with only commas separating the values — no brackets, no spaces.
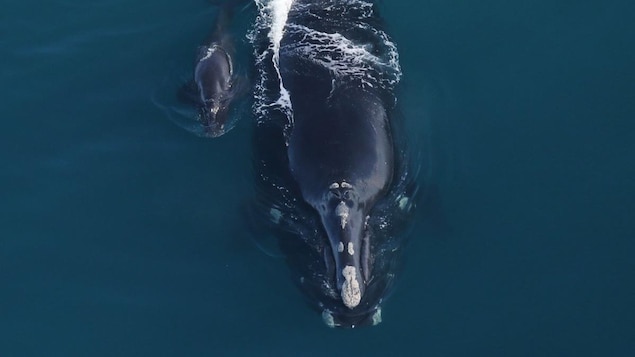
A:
313,181,375,310
194,45,234,136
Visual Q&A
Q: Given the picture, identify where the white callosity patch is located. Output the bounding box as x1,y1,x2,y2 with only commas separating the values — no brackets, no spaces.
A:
321,310,336,328
396,194,410,211
335,201,349,229
269,207,282,224
337,241,344,253
371,307,382,326
347,242,354,256
329,182,340,189
341,265,361,308
340,181,353,189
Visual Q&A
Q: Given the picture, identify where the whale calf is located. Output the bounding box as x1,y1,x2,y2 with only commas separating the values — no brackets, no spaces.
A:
182,0,250,137
193,42,234,135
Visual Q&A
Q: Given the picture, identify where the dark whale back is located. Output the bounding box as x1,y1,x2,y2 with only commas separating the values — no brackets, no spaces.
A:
187,0,251,137
287,84,393,208
250,0,417,328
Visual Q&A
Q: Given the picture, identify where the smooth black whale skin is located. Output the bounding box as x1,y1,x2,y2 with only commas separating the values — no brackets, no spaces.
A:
181,1,249,137
251,0,416,328
282,62,396,326
192,45,235,137
286,76,394,308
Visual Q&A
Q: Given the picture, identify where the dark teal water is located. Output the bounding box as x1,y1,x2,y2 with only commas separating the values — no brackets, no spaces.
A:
2,1,634,356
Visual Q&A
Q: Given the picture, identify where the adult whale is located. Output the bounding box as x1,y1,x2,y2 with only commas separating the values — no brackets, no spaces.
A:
250,0,417,327
286,81,393,310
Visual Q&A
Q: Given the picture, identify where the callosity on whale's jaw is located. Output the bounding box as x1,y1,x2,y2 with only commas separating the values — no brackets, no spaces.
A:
309,194,406,329
317,183,369,310
312,185,384,328
320,196,368,309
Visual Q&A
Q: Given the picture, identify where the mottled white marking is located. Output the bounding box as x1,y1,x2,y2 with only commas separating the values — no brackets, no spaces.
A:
372,308,382,326
335,201,349,229
341,266,361,308
341,181,353,189
329,182,340,189
337,241,344,253
269,207,282,224
398,195,409,211
322,310,336,328
347,242,354,256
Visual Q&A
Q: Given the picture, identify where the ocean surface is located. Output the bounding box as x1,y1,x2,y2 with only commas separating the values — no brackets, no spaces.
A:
2,0,634,356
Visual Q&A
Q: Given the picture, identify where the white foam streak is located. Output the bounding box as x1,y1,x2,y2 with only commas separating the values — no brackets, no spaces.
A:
250,0,402,127
268,0,293,55
284,22,401,89
252,0,295,126
269,0,294,114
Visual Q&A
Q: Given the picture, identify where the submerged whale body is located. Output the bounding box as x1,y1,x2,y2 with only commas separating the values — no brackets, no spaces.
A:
250,0,417,327
193,43,235,135
181,1,249,137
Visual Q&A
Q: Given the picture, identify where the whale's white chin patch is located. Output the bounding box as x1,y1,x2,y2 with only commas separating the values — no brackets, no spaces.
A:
335,201,349,229
341,265,361,308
